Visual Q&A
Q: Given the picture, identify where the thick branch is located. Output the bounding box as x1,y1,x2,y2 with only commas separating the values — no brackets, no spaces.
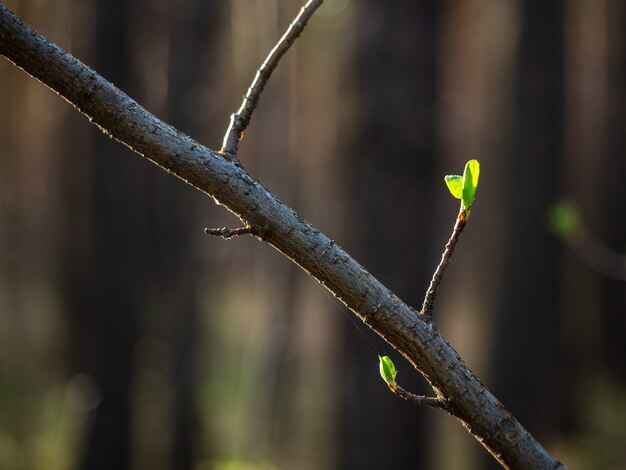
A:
0,4,565,469
221,0,323,157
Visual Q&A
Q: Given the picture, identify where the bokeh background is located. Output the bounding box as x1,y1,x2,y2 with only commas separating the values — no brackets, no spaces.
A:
1,0,625,469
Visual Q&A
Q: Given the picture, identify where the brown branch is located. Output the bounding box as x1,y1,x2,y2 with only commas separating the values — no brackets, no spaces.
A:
204,226,262,240
220,0,323,158
421,209,467,316
394,386,448,410
0,4,566,469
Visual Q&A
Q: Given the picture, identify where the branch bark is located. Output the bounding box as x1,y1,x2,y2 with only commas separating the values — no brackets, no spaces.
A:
0,4,566,469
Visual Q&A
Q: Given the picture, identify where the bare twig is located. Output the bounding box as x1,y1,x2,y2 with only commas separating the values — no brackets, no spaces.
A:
421,209,467,316
220,0,323,158
204,225,263,240
394,386,448,410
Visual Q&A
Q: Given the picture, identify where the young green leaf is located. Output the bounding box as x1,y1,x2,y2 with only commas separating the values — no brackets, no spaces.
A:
462,159,480,212
378,355,398,392
444,175,463,200
444,160,481,217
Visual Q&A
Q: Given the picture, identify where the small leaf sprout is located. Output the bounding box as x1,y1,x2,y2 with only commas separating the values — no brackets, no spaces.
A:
445,159,480,217
379,355,398,392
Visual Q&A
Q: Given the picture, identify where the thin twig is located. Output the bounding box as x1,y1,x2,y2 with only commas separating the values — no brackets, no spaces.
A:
204,226,263,240
394,386,448,410
221,0,324,158
421,209,467,317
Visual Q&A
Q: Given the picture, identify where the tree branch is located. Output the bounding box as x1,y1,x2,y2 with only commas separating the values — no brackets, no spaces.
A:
220,0,323,158
394,386,448,410
204,225,264,240
421,209,467,316
0,4,566,469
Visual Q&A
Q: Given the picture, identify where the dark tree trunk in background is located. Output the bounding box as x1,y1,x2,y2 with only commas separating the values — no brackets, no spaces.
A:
600,0,626,378
79,0,138,468
163,1,223,468
488,2,565,467
64,0,224,468
341,1,439,468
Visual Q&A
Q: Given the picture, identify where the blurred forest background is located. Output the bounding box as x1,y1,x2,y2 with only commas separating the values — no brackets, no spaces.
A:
0,0,625,469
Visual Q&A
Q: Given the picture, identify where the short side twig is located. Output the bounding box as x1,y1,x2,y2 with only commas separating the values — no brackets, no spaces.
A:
394,386,448,410
204,226,263,240
421,209,467,317
221,0,323,158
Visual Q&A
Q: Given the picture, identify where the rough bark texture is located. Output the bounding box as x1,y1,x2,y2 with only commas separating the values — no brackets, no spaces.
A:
0,4,566,469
